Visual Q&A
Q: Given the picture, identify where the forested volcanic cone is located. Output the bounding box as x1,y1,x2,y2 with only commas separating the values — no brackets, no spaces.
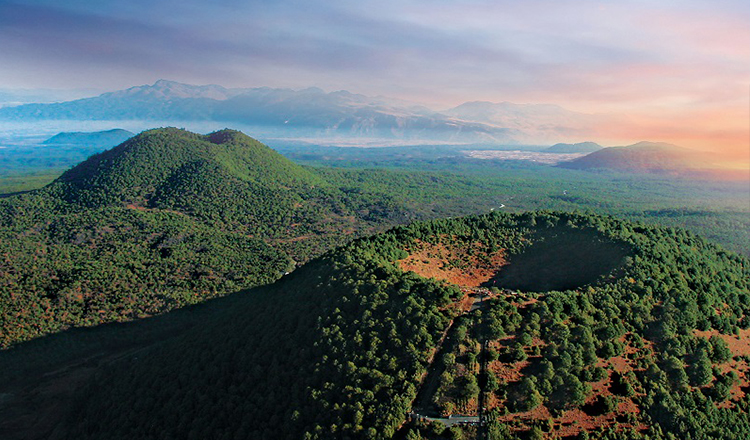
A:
0,128,413,348
1,211,748,440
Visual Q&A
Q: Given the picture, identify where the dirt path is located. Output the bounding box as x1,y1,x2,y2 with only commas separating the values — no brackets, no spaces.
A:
408,291,488,421
476,293,489,440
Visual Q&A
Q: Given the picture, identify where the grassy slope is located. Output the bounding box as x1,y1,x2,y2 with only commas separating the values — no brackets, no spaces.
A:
0,170,65,196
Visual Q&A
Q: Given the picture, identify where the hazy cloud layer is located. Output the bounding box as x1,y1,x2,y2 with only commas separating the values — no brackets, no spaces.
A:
0,0,748,156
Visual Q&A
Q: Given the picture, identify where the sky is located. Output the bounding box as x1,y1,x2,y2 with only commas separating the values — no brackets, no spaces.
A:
0,0,748,163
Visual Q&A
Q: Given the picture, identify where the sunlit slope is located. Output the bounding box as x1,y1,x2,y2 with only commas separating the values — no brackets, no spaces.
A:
49,127,324,207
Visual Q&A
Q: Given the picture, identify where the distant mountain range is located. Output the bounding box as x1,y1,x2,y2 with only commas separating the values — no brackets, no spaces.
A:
0,80,603,144
0,87,98,108
445,101,600,140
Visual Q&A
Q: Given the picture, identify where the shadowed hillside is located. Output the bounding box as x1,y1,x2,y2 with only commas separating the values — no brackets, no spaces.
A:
1,211,749,440
489,227,631,292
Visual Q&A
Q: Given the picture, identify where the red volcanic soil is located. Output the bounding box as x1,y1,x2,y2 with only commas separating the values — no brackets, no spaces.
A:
397,239,506,287
695,328,750,358
695,328,750,406
490,330,651,439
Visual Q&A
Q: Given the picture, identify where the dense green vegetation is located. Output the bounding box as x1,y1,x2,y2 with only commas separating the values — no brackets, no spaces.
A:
2,210,748,439
0,142,116,177
0,169,63,196
1,128,746,351
5,138,747,260
42,129,134,146
3,128,556,348
50,128,324,207
275,143,750,258
4,224,464,440
399,212,750,440
1,127,748,440
0,128,419,347
0,206,290,345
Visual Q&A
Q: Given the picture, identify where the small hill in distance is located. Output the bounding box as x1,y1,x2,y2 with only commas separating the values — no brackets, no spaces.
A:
0,128,348,347
51,127,323,208
546,141,602,154
557,141,740,178
42,129,134,147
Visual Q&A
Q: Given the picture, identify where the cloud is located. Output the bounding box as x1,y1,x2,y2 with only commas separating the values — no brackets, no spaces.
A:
0,0,747,158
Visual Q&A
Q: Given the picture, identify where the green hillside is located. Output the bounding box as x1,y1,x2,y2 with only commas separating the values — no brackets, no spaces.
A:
2,211,748,440
0,222,465,440
396,213,750,440
50,127,323,207
0,128,418,347
559,142,699,174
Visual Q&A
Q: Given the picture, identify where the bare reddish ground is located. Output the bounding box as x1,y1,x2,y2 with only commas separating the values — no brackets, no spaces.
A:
695,328,750,358
724,358,750,407
396,238,690,438
513,297,539,308
456,397,479,416
488,331,652,439
272,234,314,243
485,391,501,410
694,328,750,408
457,293,476,311
397,239,506,287
604,355,631,373
490,357,530,385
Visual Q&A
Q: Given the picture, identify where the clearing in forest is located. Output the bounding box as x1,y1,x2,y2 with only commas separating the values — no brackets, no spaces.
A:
397,239,507,287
